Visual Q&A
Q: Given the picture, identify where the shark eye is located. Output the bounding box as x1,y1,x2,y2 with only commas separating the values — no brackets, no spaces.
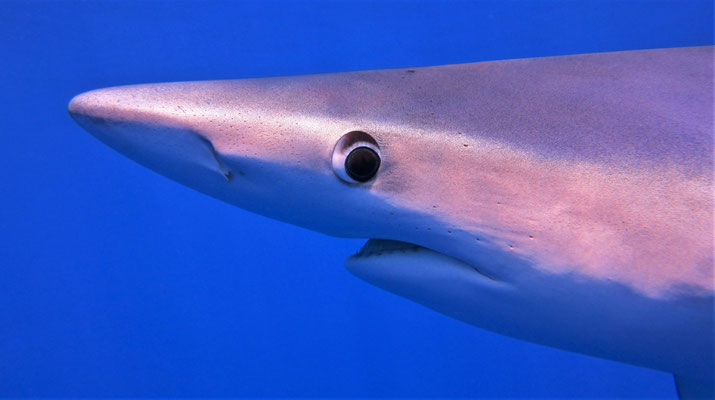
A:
332,131,381,183
345,147,380,182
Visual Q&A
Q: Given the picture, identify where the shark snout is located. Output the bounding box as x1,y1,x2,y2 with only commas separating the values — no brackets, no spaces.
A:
68,85,232,182
68,85,189,134
68,90,106,123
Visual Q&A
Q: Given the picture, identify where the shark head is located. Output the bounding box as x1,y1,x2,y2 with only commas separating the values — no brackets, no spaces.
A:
69,48,714,392
68,80,382,237
67,76,499,264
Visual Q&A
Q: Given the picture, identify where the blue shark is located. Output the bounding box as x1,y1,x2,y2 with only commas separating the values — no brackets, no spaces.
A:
69,47,714,398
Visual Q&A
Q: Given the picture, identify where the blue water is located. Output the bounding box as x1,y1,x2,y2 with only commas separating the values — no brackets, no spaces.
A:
1,1,711,397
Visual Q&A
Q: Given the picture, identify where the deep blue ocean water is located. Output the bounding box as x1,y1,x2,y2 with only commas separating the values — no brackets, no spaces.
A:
1,1,712,397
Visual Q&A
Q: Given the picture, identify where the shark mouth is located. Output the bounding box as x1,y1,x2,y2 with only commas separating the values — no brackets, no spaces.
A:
353,239,424,257
351,239,499,283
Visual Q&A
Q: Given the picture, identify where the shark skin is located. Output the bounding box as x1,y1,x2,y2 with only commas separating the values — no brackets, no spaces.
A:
68,46,714,398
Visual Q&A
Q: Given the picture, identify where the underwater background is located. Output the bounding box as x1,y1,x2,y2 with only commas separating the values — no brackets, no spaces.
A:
1,0,712,397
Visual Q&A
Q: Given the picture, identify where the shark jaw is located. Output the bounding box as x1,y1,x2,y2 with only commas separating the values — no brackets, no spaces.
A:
349,239,502,284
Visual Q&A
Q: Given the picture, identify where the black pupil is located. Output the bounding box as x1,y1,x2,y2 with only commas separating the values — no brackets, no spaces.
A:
345,147,380,182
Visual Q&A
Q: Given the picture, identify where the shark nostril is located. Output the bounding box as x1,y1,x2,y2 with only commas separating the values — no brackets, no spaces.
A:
195,135,233,181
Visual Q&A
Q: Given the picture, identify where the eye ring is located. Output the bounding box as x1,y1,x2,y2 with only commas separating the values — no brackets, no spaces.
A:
332,131,381,183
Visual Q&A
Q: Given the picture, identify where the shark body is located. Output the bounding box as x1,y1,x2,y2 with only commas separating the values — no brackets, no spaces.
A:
69,47,714,398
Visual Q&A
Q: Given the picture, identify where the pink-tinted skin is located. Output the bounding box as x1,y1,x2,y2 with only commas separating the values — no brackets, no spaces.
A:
69,47,713,392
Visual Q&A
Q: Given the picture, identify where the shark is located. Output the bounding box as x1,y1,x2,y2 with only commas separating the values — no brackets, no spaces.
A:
68,46,714,398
